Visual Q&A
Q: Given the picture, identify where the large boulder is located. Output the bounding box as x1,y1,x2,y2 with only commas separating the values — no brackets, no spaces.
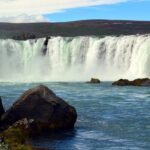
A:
1,85,77,133
112,78,150,86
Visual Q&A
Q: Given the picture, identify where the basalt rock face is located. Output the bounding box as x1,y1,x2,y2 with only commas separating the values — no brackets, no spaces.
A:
112,78,150,86
0,85,77,134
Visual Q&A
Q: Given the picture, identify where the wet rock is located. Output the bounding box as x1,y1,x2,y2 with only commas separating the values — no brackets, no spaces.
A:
112,78,150,86
0,97,5,119
112,79,130,86
141,79,150,86
42,37,50,55
1,85,77,133
86,78,101,84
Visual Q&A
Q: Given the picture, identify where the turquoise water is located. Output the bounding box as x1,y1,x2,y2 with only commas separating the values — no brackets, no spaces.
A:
0,82,150,150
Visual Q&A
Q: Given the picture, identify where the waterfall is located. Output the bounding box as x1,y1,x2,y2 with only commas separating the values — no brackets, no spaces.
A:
0,35,150,82
0,38,46,82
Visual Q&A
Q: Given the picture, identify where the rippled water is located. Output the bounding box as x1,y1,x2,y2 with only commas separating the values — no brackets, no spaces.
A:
0,82,150,150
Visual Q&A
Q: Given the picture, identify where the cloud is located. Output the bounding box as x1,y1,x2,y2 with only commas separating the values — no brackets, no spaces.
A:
0,14,49,23
0,0,128,16
0,0,129,22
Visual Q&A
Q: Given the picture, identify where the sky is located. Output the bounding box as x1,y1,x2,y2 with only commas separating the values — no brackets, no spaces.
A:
0,0,149,23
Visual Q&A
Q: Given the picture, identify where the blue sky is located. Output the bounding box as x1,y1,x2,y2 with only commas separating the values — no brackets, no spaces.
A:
0,0,149,22
46,1,150,22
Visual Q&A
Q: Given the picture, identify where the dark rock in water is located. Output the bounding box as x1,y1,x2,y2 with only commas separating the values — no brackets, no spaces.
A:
0,97,5,118
141,80,150,86
87,78,101,84
112,79,131,86
131,78,149,86
42,37,50,55
112,78,150,86
1,85,77,134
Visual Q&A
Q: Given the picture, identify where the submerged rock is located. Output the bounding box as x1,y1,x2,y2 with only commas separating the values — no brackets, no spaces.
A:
87,78,101,84
0,85,77,134
112,78,150,86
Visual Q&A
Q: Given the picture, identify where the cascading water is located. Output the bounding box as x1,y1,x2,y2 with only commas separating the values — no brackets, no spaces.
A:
0,35,149,82
0,38,47,82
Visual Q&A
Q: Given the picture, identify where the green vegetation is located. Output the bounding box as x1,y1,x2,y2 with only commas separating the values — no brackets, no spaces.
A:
0,127,32,150
0,142,9,150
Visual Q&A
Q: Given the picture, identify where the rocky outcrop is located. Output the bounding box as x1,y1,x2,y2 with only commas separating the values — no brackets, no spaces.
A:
0,85,77,134
112,78,150,86
87,78,101,84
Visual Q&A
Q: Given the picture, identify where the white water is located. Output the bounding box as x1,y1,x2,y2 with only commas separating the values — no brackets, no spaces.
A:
0,35,150,82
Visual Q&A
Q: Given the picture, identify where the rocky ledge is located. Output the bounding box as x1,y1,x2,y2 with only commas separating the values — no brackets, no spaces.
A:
0,85,77,150
112,78,150,86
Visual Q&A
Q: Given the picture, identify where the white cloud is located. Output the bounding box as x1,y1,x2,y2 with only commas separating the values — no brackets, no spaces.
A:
0,14,49,23
0,0,128,22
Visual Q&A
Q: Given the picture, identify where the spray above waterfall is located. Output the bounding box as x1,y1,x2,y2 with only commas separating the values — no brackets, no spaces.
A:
0,35,149,82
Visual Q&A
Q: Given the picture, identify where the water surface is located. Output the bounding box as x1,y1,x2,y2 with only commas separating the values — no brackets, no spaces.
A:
0,82,149,150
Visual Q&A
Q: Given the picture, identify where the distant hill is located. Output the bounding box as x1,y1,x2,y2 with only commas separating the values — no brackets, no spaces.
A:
0,20,150,40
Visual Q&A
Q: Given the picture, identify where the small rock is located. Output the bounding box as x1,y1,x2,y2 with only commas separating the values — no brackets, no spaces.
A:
112,79,130,86
87,78,101,84
141,80,150,86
